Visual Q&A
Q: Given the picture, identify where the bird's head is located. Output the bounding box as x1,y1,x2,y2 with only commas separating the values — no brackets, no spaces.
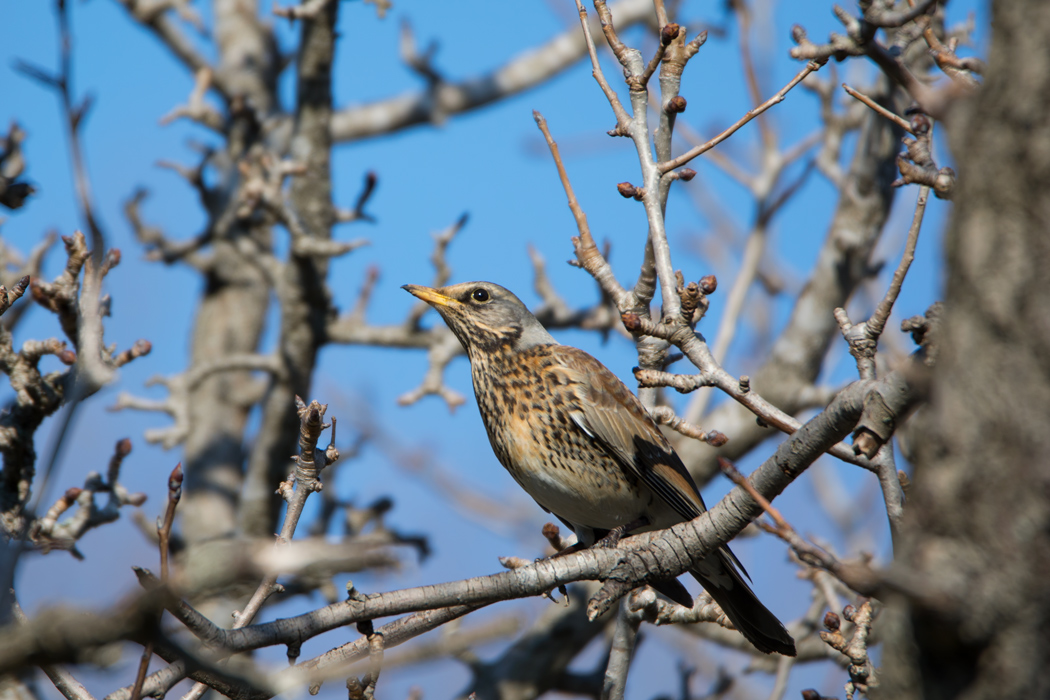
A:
402,281,556,357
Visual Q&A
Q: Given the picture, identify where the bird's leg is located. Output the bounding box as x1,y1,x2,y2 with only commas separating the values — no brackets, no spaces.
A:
594,516,650,549
549,542,586,559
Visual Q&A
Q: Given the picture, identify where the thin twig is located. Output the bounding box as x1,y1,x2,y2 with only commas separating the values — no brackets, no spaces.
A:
129,463,183,700
842,84,913,134
734,0,774,153
718,457,880,596
659,60,825,173
0,276,31,318
602,600,640,700
866,186,929,340
533,111,629,307
572,0,630,129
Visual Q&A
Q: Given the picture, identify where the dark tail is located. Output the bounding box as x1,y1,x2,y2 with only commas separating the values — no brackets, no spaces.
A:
689,549,796,656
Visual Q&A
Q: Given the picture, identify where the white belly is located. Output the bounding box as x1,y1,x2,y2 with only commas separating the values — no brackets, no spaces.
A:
510,459,645,532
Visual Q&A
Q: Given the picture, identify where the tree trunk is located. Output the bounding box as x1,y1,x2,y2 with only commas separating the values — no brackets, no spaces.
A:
880,2,1050,698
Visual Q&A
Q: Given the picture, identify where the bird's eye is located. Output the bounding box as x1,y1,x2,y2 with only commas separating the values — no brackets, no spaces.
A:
471,288,490,302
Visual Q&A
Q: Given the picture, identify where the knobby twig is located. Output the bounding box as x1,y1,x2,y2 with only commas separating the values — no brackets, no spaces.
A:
820,602,879,699
835,185,929,381
180,398,338,700
129,463,183,700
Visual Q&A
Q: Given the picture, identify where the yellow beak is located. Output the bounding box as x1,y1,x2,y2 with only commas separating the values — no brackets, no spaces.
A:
402,284,457,308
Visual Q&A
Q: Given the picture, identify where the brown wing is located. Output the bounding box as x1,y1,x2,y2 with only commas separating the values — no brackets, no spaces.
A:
546,346,707,522
547,345,753,582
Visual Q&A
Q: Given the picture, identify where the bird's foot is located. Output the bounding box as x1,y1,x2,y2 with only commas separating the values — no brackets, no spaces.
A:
593,516,650,549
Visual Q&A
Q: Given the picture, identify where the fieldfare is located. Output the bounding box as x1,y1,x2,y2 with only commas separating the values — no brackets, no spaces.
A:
403,281,796,656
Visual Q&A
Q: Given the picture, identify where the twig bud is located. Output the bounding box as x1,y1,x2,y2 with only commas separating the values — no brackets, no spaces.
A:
699,274,717,294
666,95,687,114
617,182,643,200
169,463,184,493
676,168,696,181
705,431,728,447
909,112,931,136
678,281,702,323
824,611,840,631
661,23,681,45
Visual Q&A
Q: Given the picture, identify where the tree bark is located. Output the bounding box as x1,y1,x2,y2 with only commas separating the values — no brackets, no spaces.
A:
880,2,1050,698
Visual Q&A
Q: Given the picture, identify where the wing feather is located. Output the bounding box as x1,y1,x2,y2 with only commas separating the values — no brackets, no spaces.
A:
550,346,752,581
550,347,706,521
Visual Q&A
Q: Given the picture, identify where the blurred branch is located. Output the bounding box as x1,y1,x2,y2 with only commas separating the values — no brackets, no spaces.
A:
159,68,224,131
129,463,182,700
238,0,340,540
11,597,96,700
113,0,216,90
602,600,641,700
466,582,613,700
0,275,30,319
0,122,36,210
330,0,653,142
111,353,282,450
0,590,168,676
788,3,960,118
14,0,106,257
180,397,338,700
28,439,147,558
1,233,55,331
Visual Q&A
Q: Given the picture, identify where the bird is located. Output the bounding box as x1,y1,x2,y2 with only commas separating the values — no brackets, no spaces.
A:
403,281,796,656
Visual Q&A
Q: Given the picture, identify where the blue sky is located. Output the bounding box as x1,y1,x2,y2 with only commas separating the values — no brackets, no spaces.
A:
2,0,986,697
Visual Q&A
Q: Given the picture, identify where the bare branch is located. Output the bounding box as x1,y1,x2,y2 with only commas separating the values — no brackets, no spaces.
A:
0,122,36,210
819,602,878,698
159,68,224,131
835,186,929,380
658,60,826,173
273,0,335,22
29,439,148,557
533,111,630,309
11,597,97,700
842,83,913,134
0,276,30,318
113,0,225,96
330,0,652,142
573,0,631,130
